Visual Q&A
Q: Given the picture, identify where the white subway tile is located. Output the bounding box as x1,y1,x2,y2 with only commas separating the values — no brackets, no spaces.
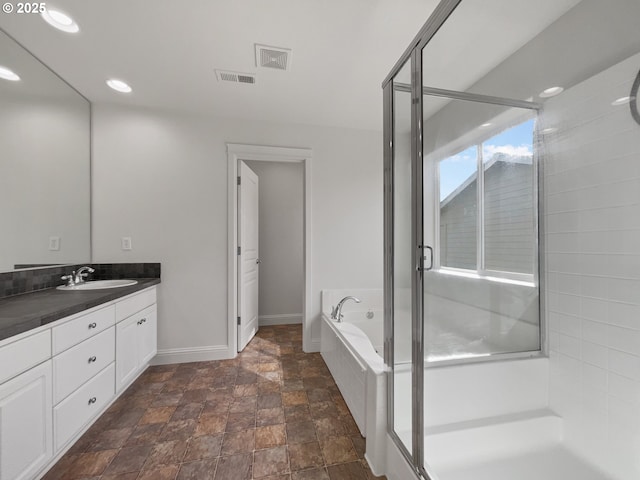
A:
559,334,581,359
607,325,640,354
608,278,640,304
555,293,581,316
608,349,640,381
608,373,640,404
582,319,608,346
582,341,608,368
607,302,640,330
605,254,640,280
582,384,607,412
579,275,608,299
546,212,580,233
579,254,610,277
582,363,607,391
579,231,608,254
555,273,580,295
580,208,612,232
607,229,640,255
580,297,608,323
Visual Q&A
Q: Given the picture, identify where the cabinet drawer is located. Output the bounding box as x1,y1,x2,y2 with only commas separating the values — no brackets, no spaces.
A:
116,288,156,322
53,327,115,404
52,305,115,355
54,363,115,452
0,330,51,385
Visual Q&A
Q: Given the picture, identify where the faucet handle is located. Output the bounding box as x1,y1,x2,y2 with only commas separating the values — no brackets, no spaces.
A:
330,305,338,319
61,274,75,286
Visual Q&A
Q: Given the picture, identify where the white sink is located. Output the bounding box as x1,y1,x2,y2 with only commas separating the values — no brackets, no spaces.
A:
57,279,138,291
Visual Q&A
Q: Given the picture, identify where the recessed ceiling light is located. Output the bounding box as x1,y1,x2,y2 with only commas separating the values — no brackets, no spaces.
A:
480,123,492,128
41,8,79,33
611,96,631,106
0,65,20,81
541,127,557,134
539,86,564,98
106,79,132,93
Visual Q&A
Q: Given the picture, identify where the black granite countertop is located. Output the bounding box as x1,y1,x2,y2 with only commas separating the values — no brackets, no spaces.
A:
0,278,161,342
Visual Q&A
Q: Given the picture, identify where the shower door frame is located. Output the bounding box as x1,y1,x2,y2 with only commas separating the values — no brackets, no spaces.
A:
382,0,547,478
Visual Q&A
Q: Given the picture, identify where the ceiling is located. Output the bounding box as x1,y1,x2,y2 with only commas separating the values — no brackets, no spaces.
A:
0,0,438,131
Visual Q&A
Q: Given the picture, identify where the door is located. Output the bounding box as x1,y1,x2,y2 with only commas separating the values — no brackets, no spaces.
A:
115,315,139,393
138,306,158,366
0,361,52,480
237,161,260,351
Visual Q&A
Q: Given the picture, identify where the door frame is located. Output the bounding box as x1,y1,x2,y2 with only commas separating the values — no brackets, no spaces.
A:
227,143,313,356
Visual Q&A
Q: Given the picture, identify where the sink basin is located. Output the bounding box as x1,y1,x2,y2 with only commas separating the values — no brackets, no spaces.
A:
57,279,138,291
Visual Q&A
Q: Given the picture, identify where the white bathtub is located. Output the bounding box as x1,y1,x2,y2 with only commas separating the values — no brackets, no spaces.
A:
320,289,386,476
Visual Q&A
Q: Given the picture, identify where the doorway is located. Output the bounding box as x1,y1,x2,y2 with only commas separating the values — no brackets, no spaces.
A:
227,144,313,356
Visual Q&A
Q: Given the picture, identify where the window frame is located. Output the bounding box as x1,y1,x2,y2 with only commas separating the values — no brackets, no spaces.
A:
434,119,537,284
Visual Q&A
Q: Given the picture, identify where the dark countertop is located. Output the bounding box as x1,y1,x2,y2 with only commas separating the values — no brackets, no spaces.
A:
0,278,161,342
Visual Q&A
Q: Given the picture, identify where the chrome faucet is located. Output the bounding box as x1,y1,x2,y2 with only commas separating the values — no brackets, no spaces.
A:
74,266,95,284
330,296,361,322
61,266,95,286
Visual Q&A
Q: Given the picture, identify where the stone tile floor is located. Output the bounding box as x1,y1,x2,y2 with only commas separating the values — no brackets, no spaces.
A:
43,325,386,480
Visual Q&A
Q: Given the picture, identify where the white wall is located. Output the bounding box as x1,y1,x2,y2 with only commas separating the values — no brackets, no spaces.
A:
544,52,640,480
91,104,382,359
244,161,303,324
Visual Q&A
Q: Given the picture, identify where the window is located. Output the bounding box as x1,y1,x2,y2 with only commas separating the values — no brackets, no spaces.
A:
438,119,536,280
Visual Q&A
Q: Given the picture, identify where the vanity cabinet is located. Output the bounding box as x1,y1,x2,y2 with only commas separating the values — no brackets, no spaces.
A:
116,304,157,393
0,285,157,480
0,361,52,480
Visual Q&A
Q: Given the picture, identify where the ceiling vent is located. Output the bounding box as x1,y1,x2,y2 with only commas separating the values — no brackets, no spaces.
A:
215,70,256,84
255,44,291,71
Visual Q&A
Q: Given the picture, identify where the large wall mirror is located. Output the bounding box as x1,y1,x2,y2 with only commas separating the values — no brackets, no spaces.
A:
0,29,90,272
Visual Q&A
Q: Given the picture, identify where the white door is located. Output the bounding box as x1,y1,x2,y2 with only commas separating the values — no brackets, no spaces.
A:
115,315,139,393
238,161,260,351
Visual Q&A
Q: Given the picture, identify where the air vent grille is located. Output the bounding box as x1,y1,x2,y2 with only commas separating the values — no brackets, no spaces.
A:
215,70,256,84
255,44,292,71
237,75,256,84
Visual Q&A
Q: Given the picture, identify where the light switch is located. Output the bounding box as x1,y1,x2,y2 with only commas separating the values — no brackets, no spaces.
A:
49,236,60,251
121,237,132,250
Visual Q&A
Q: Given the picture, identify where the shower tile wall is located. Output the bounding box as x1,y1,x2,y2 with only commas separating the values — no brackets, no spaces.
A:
544,52,640,480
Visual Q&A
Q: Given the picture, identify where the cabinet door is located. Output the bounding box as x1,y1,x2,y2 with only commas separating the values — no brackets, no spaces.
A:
115,315,139,393
138,306,157,367
0,361,52,480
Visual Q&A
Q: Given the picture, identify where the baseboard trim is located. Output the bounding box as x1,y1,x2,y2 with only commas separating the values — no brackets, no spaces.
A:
259,313,303,326
151,345,231,365
308,337,321,353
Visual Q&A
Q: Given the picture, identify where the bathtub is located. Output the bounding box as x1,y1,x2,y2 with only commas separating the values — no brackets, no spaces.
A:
320,289,386,476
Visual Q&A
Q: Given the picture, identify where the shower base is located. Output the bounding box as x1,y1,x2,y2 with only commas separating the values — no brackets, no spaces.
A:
424,410,611,480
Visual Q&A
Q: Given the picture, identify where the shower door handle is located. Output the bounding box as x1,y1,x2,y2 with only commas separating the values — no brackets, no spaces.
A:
416,245,434,271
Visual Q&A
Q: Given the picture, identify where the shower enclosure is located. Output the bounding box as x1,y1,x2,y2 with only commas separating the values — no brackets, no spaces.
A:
383,1,640,479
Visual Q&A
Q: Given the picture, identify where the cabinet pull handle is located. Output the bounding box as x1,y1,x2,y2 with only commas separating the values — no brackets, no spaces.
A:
88,322,97,329
88,397,97,405
88,356,97,363
137,318,146,325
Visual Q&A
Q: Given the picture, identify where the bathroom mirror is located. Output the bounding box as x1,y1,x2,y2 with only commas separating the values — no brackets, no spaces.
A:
0,29,90,272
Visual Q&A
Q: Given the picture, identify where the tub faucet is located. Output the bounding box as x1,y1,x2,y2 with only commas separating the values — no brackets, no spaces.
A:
74,266,95,284
331,296,361,322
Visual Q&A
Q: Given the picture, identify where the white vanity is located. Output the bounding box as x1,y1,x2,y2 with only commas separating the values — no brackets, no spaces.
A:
0,285,157,480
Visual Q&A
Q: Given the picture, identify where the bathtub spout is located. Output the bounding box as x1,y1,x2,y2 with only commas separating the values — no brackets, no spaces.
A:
331,296,361,322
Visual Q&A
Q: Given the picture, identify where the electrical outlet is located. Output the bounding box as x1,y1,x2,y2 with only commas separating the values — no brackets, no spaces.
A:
49,236,60,251
121,237,132,250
